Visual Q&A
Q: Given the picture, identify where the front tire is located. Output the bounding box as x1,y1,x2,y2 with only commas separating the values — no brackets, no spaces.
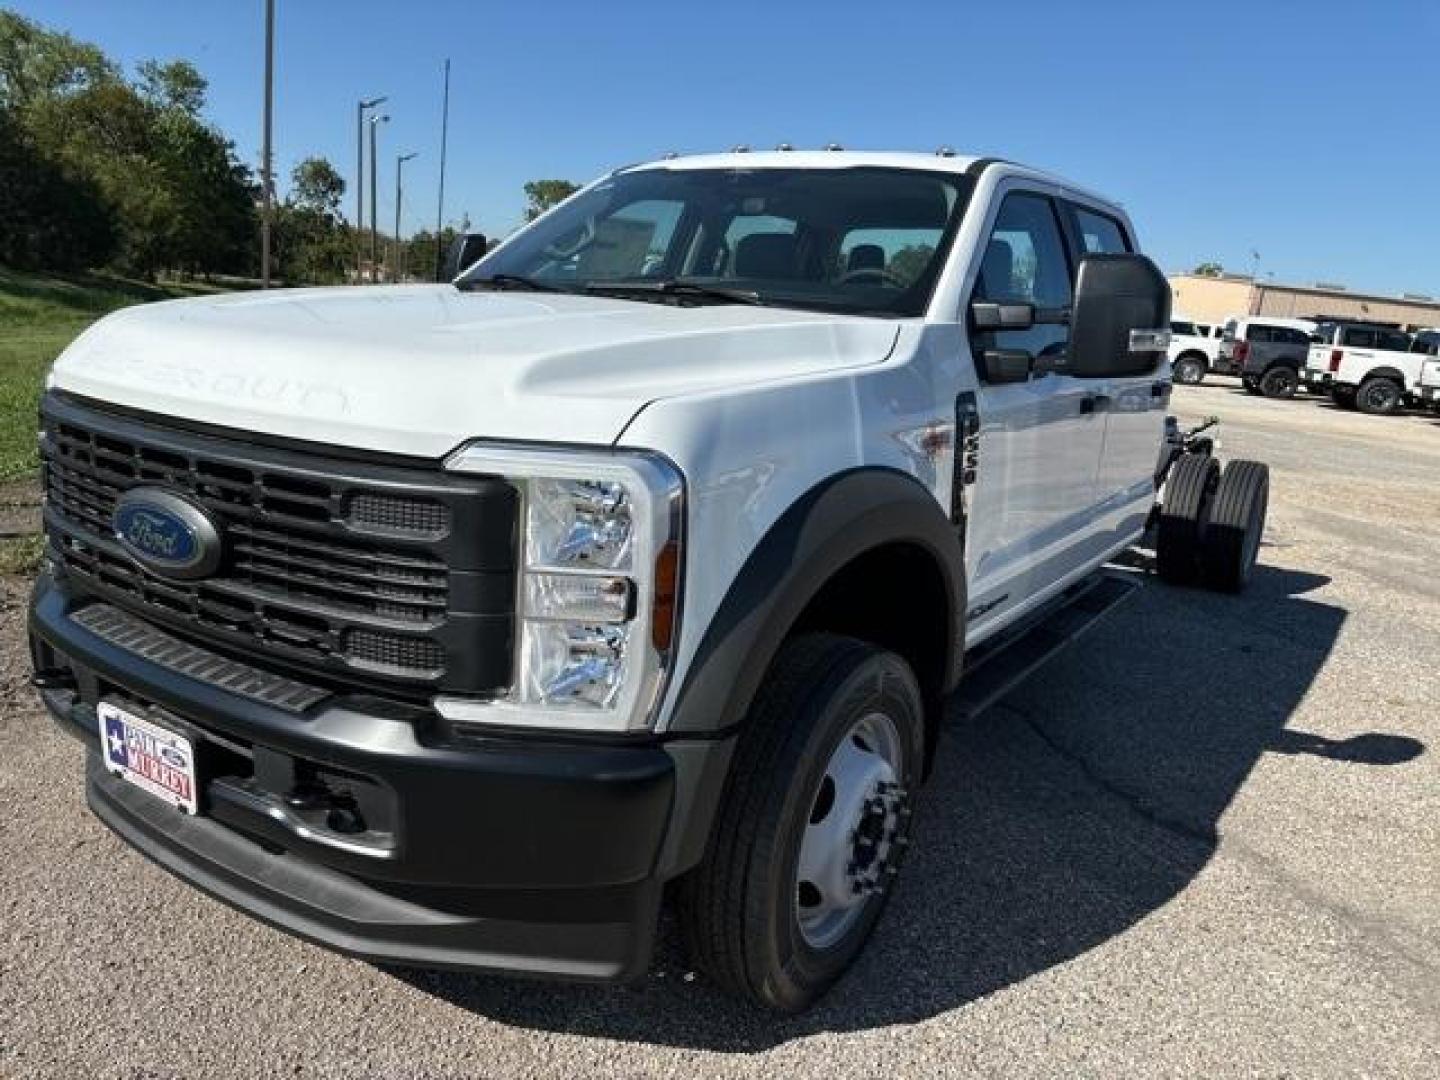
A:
677,634,924,1013
1173,354,1207,385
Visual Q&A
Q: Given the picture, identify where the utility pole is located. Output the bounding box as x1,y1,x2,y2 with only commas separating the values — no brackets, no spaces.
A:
434,59,450,281
368,113,388,278
395,152,418,282
260,0,275,287
355,96,386,281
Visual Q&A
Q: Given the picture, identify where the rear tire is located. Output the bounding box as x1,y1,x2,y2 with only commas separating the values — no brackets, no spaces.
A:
1356,376,1404,415
1172,354,1207,385
1259,366,1299,399
677,633,925,1013
1157,453,1219,586
1201,461,1269,592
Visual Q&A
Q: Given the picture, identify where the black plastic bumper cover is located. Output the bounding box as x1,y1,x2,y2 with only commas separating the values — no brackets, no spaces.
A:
31,572,732,982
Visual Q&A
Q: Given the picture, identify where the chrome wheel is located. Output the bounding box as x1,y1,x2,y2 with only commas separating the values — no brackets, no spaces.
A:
794,711,910,950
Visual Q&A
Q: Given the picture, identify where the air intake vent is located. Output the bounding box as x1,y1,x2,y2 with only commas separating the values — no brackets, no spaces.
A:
345,628,445,675
346,492,450,537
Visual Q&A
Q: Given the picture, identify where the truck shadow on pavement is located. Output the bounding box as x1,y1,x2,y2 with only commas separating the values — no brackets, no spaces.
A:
390,564,1423,1050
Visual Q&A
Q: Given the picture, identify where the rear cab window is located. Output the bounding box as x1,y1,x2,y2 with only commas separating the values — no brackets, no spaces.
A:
1070,206,1132,254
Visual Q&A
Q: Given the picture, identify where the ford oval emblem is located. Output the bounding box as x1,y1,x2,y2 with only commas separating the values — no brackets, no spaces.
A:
113,487,223,580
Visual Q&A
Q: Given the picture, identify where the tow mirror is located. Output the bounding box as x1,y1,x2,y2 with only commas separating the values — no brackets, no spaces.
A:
1068,254,1172,378
441,232,489,281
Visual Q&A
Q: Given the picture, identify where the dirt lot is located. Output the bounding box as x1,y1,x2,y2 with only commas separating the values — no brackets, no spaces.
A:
1,381,1437,1078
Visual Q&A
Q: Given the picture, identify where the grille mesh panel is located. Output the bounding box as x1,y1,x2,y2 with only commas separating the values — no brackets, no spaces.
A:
346,493,449,536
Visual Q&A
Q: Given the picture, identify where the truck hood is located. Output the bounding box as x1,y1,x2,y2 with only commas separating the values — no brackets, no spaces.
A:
51,285,900,457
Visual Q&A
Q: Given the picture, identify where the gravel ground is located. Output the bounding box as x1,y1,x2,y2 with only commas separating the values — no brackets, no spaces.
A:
1,380,1437,1078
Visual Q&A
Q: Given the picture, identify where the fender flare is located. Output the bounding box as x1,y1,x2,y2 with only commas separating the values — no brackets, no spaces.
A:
1360,366,1406,383
665,467,966,737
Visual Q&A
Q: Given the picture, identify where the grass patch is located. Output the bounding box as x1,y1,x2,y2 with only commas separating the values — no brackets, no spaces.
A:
0,533,44,576
0,267,236,480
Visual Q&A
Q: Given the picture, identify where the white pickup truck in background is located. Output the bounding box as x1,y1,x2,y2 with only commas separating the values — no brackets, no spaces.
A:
1303,323,1437,414
1417,342,1440,412
1167,317,1224,384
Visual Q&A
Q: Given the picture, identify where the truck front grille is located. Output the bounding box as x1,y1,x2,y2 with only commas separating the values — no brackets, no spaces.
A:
40,393,517,698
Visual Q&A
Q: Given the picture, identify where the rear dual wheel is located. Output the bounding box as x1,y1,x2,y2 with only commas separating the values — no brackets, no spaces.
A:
1156,453,1269,592
678,634,924,1012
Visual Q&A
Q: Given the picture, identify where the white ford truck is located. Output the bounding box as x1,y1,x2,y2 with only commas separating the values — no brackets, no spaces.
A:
1303,322,1435,414
30,151,1268,1012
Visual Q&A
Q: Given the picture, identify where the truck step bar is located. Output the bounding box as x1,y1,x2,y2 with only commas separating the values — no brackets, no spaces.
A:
955,570,1140,718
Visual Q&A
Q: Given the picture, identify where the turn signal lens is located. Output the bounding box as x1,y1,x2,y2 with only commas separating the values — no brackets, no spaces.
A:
651,542,679,651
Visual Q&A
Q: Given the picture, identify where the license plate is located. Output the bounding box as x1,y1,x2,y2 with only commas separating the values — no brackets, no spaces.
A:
98,701,198,814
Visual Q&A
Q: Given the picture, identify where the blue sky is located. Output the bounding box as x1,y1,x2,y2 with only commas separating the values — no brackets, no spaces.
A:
19,1,1440,297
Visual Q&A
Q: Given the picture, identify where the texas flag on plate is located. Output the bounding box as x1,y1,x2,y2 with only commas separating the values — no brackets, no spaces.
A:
98,701,198,815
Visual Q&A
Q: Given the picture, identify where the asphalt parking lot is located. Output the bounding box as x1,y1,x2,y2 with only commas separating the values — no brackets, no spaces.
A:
2,379,1437,1079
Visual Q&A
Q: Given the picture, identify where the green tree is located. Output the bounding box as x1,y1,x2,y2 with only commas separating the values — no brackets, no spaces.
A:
0,107,115,269
1193,261,1224,277
0,10,116,111
290,156,346,216
523,179,580,221
273,157,351,284
136,58,206,115
4,12,257,278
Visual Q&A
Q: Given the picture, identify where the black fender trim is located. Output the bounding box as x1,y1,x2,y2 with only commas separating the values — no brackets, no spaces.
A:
1360,367,1406,383
666,467,966,740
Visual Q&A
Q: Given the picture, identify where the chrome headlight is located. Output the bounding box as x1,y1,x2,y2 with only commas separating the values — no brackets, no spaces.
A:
437,444,683,733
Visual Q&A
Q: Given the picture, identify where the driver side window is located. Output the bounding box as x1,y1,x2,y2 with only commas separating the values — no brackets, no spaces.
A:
972,192,1072,366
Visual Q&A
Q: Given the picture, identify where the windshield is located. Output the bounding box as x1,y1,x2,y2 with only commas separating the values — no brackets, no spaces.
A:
460,166,972,317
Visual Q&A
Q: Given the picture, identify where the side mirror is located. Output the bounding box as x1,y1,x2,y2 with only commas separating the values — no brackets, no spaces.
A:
441,233,489,281
1068,254,1172,378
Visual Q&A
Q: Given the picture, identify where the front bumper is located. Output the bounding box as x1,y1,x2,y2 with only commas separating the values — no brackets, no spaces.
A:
30,571,733,982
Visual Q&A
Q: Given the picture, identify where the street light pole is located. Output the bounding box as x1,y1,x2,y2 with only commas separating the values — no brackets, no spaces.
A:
260,0,275,288
395,152,418,282
368,113,388,279
355,95,386,281
434,59,450,281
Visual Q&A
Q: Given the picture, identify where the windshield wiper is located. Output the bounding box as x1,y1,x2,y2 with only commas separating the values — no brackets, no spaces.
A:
458,274,565,293
583,280,766,306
